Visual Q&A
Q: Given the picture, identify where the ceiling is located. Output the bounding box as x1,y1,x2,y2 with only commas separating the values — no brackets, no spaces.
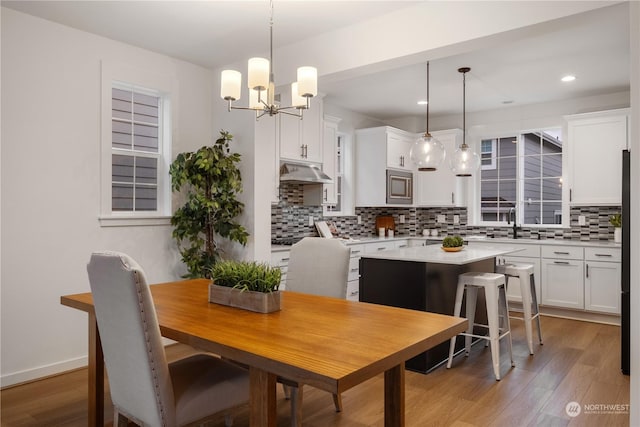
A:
2,1,630,122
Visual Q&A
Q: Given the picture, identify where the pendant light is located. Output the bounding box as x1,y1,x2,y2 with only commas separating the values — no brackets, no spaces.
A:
449,67,480,177
410,62,446,171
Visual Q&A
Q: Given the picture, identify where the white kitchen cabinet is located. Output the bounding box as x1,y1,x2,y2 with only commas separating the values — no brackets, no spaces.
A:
584,247,621,314
347,244,364,301
278,89,323,164
321,116,340,205
566,109,629,205
364,240,399,253
541,245,584,310
416,129,466,207
355,126,415,206
386,131,413,171
271,250,291,290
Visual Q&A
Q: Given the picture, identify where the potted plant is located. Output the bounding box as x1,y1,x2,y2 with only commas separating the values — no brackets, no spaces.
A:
442,235,464,252
610,213,622,243
170,130,249,278
208,261,282,313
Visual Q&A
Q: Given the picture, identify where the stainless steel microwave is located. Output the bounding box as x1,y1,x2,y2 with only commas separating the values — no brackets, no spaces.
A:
386,169,413,204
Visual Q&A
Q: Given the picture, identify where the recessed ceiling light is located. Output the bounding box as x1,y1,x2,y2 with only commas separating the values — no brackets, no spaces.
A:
561,75,576,82
417,100,428,105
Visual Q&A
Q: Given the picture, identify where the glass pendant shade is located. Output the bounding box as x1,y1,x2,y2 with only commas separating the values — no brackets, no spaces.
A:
449,66,480,177
449,145,481,177
410,133,446,171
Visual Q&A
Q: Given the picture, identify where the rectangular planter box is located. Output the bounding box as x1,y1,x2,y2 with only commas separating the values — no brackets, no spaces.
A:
208,283,281,313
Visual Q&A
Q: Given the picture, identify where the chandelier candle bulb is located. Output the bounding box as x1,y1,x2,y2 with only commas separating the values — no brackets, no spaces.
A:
248,57,270,91
249,88,262,110
291,82,307,108
221,70,241,101
297,66,318,97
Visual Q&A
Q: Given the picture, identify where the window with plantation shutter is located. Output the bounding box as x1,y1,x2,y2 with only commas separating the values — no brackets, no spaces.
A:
111,86,161,212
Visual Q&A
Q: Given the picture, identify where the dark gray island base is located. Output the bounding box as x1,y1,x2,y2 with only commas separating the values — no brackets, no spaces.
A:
359,245,516,373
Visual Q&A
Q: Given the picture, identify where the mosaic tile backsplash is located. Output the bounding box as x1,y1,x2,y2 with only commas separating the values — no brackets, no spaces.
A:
271,184,621,242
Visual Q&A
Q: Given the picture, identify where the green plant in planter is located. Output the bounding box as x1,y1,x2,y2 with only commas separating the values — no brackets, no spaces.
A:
610,213,622,228
170,130,249,278
442,235,464,248
210,261,281,293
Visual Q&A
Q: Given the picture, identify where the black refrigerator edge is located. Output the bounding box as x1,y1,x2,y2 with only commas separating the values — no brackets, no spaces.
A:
622,149,630,375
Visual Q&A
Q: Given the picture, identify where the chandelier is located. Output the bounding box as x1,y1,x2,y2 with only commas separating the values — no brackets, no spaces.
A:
220,0,318,120
410,61,446,171
449,67,480,177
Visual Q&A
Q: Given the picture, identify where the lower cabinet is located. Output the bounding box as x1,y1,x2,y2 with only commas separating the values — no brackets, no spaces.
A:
541,258,585,310
270,250,291,290
347,244,364,301
541,245,584,310
584,247,621,314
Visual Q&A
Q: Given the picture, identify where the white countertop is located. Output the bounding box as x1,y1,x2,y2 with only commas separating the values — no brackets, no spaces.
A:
360,244,519,265
271,235,620,252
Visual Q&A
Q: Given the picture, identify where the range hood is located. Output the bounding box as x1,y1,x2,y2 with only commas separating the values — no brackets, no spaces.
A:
279,163,332,184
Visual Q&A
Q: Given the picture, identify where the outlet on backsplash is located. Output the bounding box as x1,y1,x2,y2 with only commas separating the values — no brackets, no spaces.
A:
578,215,586,226
453,215,460,224
437,215,446,224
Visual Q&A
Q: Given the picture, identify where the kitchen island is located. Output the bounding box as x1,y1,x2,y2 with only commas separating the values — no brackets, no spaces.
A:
360,244,518,373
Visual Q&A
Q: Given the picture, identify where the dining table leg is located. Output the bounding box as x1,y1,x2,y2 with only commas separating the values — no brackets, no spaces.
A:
384,363,405,427
249,366,277,427
88,312,104,427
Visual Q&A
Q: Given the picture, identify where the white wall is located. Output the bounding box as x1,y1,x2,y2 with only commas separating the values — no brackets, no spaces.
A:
0,8,215,386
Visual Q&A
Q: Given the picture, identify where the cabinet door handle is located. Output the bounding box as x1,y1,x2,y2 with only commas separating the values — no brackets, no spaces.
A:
281,257,290,262
452,192,454,204
595,253,613,257
324,188,328,201
554,251,570,255
586,263,589,278
398,244,407,248
377,247,386,251
554,261,570,265
351,250,361,255
350,268,359,273
569,189,572,202
349,290,359,296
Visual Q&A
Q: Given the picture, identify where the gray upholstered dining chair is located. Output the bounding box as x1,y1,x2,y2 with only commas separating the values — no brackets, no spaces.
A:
283,237,351,425
87,251,249,427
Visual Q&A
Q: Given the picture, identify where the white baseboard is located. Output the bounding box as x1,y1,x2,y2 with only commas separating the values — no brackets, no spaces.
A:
1,356,88,389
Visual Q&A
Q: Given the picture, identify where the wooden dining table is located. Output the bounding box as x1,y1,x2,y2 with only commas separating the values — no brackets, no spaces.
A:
61,279,467,427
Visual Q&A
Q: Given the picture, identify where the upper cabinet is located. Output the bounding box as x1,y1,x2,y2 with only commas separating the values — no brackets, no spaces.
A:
415,129,466,207
385,130,414,171
355,126,415,207
321,115,341,205
278,88,324,164
566,109,629,205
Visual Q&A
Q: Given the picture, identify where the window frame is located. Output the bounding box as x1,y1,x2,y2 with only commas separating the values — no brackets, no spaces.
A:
323,132,355,217
100,62,174,227
472,127,565,229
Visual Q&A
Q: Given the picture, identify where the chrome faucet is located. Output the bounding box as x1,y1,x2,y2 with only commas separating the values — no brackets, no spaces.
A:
507,207,520,239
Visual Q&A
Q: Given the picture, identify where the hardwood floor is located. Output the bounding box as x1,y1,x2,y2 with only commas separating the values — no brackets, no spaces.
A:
0,315,629,426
